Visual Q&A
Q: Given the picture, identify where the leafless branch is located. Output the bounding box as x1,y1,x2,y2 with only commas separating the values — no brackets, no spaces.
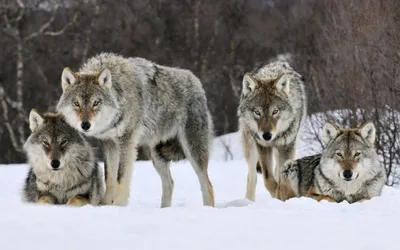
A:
24,3,60,41
0,88,24,152
220,137,233,161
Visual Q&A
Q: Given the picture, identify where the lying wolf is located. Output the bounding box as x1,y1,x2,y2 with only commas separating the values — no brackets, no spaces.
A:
22,109,104,206
277,121,387,203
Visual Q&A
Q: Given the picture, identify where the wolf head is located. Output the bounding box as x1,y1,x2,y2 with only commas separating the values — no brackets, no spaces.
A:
56,67,119,135
23,109,92,172
320,120,379,182
238,69,300,142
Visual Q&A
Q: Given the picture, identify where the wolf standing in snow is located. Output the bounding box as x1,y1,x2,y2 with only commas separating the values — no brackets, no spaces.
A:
56,53,215,207
238,61,307,201
279,121,387,203
22,110,104,206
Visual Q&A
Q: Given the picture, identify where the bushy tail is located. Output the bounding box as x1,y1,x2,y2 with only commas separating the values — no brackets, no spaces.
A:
155,138,186,161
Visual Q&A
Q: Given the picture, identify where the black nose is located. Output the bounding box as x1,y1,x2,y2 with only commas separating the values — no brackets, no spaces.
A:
81,121,91,131
51,160,60,169
262,132,272,141
343,170,353,180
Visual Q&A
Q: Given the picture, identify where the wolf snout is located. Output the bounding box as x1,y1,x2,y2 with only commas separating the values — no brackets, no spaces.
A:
343,169,353,181
51,159,60,170
81,121,91,131
262,132,272,141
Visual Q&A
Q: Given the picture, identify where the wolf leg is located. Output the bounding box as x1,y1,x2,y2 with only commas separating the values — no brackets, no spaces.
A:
179,121,214,207
114,134,137,206
150,149,174,208
273,149,280,182
101,139,120,205
275,144,296,183
242,131,258,201
66,196,90,207
181,136,215,207
257,145,278,198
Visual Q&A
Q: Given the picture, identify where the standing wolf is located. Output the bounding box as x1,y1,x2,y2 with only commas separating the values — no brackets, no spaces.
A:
279,121,387,203
23,110,104,206
238,61,307,201
56,52,215,207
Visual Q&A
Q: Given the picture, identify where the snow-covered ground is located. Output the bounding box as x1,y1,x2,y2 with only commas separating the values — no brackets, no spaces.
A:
1,131,400,250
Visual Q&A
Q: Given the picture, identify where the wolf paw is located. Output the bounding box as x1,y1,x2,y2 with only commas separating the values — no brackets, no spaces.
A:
66,196,89,207
37,196,55,205
357,197,370,203
281,160,298,179
102,190,115,205
314,195,337,203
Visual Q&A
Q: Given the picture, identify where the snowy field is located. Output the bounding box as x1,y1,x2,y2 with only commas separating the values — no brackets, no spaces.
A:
1,131,400,250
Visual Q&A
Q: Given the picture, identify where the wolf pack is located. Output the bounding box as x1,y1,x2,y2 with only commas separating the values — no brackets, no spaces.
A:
21,53,387,208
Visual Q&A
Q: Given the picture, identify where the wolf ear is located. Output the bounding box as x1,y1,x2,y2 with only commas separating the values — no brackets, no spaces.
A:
29,109,44,133
242,73,257,96
61,67,77,92
322,121,340,146
98,68,112,89
358,121,376,144
274,75,292,95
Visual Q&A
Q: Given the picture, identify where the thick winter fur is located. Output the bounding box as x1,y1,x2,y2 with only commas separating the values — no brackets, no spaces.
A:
56,52,215,207
238,60,307,201
22,110,104,206
278,121,387,203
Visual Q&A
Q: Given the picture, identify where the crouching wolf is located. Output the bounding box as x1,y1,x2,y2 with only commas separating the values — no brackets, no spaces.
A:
238,61,307,201
56,52,215,207
277,121,387,203
22,110,105,206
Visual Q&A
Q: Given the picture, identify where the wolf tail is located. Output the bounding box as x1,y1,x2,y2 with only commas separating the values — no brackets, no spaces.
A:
256,161,262,174
155,138,186,161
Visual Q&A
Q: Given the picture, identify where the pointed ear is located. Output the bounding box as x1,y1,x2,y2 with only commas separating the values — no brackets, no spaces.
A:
29,109,45,133
98,68,112,89
358,121,376,144
322,121,340,146
242,73,257,96
61,67,77,92
274,74,292,95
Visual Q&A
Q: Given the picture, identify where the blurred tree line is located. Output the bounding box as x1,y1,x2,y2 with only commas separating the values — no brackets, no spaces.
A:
1,0,399,166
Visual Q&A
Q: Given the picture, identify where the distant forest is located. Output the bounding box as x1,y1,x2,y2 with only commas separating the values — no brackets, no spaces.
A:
1,0,399,163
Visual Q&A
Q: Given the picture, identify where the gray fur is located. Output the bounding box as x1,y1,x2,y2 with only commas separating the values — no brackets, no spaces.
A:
22,111,104,206
238,60,307,201
56,52,215,207
281,121,387,203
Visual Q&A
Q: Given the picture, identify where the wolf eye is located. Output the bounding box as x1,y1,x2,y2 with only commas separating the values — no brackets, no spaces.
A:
73,101,80,107
93,100,101,107
272,109,279,115
253,110,261,116
60,138,68,146
336,152,343,157
355,152,361,157
42,140,50,147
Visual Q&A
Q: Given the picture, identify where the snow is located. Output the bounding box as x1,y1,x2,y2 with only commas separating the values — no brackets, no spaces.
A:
1,129,400,250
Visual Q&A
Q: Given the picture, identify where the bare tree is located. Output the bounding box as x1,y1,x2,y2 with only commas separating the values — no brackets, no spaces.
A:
0,0,77,152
